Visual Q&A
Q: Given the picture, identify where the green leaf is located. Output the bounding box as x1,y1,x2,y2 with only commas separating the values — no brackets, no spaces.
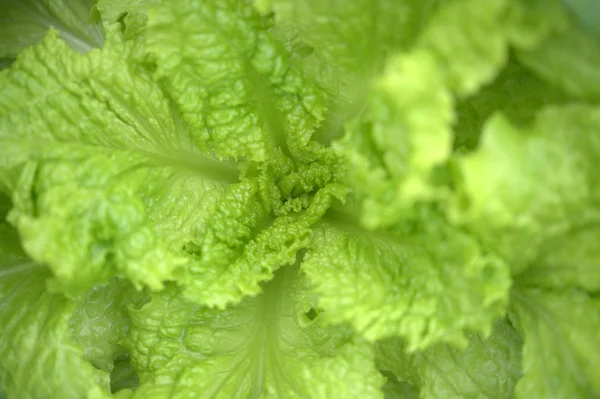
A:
176,178,311,308
258,0,438,115
0,30,337,307
510,288,600,399
517,20,600,101
123,266,385,398
70,278,148,373
335,48,454,228
453,57,568,152
302,210,511,349
333,0,574,230
0,31,263,300
0,223,110,398
146,0,327,162
377,319,522,399
515,224,600,292
0,0,104,61
334,0,531,229
504,0,569,50
379,374,419,399
418,0,510,97
0,192,10,221
95,0,159,39
454,105,600,274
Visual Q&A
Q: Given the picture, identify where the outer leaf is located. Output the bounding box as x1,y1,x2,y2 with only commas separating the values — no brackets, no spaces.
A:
257,0,438,115
334,0,575,230
0,223,110,398
454,106,600,274
515,224,600,292
510,288,600,399
70,278,148,373
123,266,384,398
0,0,104,61
334,0,525,229
302,212,511,349
0,31,266,301
377,319,522,399
1,29,335,307
336,49,453,228
146,0,327,162
453,57,568,152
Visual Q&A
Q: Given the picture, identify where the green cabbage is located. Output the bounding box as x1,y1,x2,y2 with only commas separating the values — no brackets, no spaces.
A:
1,0,599,398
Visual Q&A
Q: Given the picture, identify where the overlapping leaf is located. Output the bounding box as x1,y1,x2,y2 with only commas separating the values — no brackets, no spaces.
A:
92,0,159,39
0,223,110,398
302,209,511,349
454,106,600,274
0,18,346,309
376,319,523,399
146,0,327,162
70,278,148,373
123,267,384,399
510,288,600,399
1,0,599,398
0,31,288,304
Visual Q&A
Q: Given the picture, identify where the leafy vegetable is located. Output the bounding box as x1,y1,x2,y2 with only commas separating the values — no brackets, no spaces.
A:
1,0,599,398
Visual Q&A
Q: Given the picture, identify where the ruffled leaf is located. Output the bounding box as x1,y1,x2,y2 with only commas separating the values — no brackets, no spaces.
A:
124,267,384,398
302,211,511,349
510,288,600,399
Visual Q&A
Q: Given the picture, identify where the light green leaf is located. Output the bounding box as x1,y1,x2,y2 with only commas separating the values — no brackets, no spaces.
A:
334,0,531,229
0,0,104,61
94,0,159,39
335,49,453,228
0,31,269,301
418,0,510,97
258,0,438,117
510,288,600,399
302,211,511,349
171,180,344,309
70,278,148,373
515,224,600,292
123,266,385,399
177,178,308,308
0,223,110,399
454,105,600,274
146,0,327,162
377,319,522,399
